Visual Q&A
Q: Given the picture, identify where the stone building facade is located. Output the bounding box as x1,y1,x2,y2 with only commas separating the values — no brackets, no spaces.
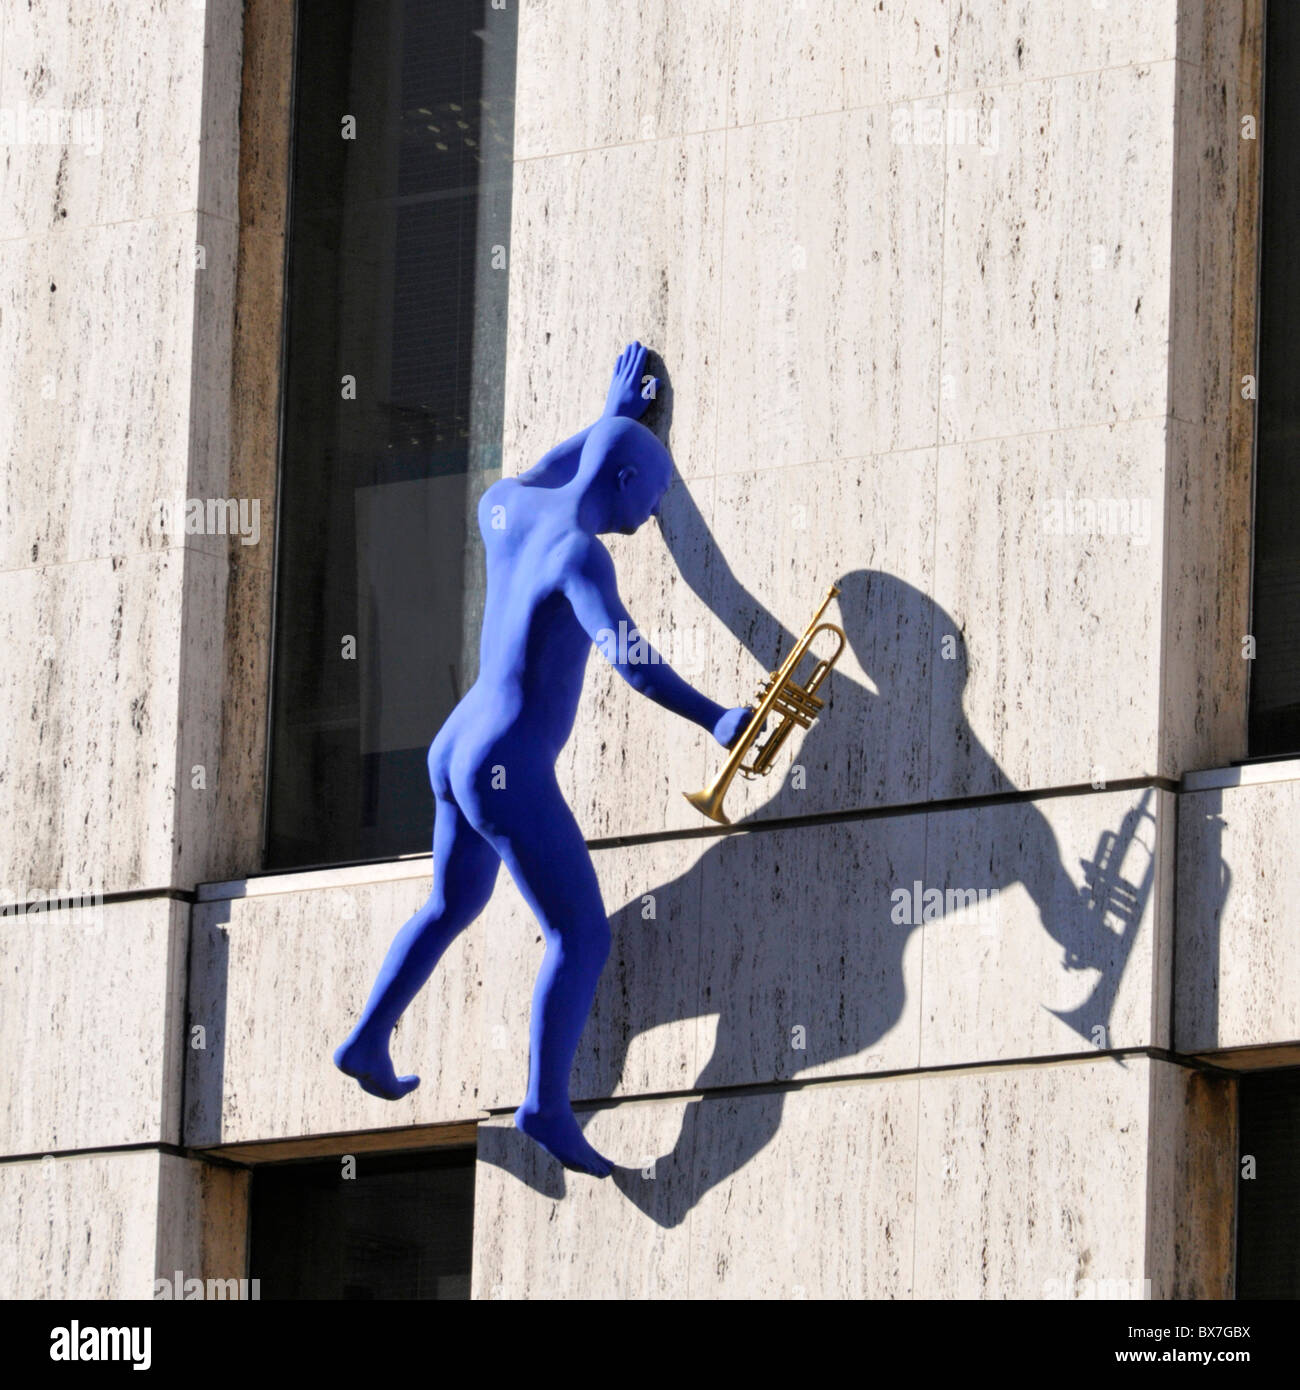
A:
2,1,1290,1299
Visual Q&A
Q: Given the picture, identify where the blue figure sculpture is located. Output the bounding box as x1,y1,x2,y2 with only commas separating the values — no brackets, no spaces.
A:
335,343,755,1176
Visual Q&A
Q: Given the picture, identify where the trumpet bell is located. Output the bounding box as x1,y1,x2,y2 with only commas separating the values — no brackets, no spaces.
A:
683,786,731,826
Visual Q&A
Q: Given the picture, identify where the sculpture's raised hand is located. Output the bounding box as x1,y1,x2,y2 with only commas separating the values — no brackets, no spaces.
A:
603,340,658,420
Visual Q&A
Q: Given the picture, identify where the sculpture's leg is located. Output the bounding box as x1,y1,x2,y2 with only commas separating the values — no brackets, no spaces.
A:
474,776,614,1178
334,791,500,1100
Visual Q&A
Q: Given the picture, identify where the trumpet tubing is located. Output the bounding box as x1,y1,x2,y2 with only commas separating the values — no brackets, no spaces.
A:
684,585,846,825
744,656,832,779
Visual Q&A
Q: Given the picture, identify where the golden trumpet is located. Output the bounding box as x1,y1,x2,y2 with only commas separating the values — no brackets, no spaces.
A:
685,585,846,825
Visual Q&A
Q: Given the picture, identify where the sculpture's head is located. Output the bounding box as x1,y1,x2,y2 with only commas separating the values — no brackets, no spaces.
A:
576,415,673,535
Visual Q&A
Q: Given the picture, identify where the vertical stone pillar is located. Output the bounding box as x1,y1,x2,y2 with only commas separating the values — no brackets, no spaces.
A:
0,0,287,1297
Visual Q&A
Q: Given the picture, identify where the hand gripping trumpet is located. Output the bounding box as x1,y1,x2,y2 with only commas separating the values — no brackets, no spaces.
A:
685,585,846,825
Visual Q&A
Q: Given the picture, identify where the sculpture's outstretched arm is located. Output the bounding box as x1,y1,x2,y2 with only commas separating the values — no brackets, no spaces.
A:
513,426,595,488
563,536,737,739
515,342,660,488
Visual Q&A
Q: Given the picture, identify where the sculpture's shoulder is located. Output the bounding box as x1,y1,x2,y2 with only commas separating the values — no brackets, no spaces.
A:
478,474,515,517
477,475,526,542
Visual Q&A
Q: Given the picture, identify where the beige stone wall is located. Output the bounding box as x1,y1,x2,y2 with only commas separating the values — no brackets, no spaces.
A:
0,0,276,1298
459,0,1256,1298
186,786,1169,1136
0,1151,248,1300
1,0,1267,1299
472,1056,1229,1299
0,899,187,1154
185,868,488,1147
505,1,1259,841
0,1153,167,1300
0,0,247,899
1177,772,1300,1064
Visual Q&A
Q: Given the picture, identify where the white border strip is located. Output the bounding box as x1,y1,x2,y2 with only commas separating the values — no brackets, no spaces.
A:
1181,758,1300,792
197,853,433,903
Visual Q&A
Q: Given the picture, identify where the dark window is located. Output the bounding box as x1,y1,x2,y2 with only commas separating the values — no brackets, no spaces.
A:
1249,1,1300,755
267,1,516,868
249,1147,476,1299
1236,1069,1300,1298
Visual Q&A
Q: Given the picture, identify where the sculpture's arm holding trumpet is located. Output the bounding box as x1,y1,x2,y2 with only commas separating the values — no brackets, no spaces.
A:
566,541,759,753
572,550,841,825
566,501,844,821
626,475,846,821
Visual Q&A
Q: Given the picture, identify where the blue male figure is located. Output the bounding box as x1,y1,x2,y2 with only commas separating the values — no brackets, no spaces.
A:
335,343,754,1176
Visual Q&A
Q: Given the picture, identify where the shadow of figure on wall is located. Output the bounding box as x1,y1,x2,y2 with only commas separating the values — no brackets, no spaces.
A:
475,353,1178,1227
634,573,1161,1227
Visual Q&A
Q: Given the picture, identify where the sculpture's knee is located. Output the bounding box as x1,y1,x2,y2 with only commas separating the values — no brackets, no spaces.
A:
542,911,610,969
578,914,612,971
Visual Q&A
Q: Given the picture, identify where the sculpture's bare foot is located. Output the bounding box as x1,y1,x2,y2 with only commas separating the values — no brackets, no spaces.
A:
334,1031,420,1101
514,1100,613,1178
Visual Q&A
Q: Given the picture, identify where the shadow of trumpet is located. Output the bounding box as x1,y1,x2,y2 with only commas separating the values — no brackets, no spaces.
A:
1047,787,1158,1059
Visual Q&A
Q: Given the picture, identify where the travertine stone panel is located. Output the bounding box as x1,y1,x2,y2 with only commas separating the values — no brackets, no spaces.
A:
156,1154,251,1294
172,543,232,891
480,835,709,1110
1145,1062,1235,1299
1177,781,1300,1056
556,477,719,840
0,898,187,1156
563,441,938,838
0,0,237,238
930,420,1165,798
472,1101,694,1298
1160,420,1250,777
939,66,1175,442
688,1080,917,1297
234,0,293,240
707,453,936,824
716,107,944,475
475,1063,1225,1298
187,209,241,522
0,1151,163,1299
486,785,1172,1106
485,806,982,1108
195,0,244,221
206,0,295,883
919,788,1171,1068
0,0,247,899
503,134,723,482
185,872,490,1146
473,1079,916,1298
728,0,948,126
695,817,925,1089
3,1150,247,1299
1160,1,1259,775
1169,3,1253,431
949,0,1183,90
914,1058,1153,1299
514,0,729,159
0,217,222,571
0,549,217,897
